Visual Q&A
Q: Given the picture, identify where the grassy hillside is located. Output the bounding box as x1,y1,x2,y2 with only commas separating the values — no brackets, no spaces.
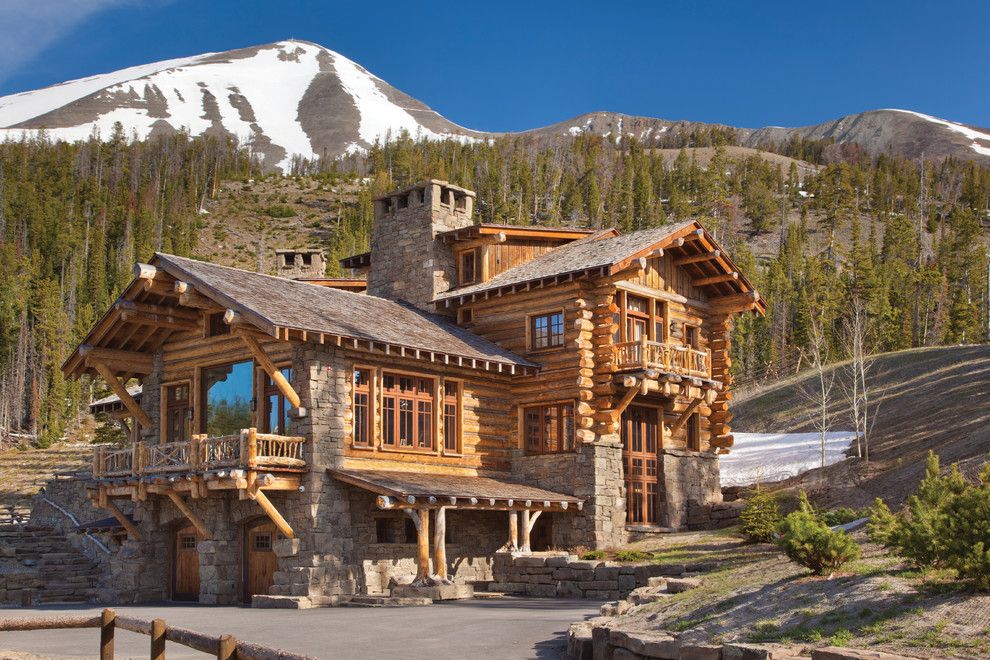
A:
731,344,990,508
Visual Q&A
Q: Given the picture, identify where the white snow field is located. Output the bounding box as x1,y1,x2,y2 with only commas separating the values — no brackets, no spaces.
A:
888,109,990,157
719,431,857,487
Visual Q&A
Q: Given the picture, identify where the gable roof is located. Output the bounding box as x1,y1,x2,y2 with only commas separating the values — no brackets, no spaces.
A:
433,220,764,313
151,253,535,371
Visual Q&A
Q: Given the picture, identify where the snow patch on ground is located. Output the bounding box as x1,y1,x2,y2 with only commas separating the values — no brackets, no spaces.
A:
720,431,857,487
887,109,990,157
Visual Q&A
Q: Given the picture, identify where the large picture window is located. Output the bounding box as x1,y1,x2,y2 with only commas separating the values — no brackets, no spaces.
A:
201,360,254,437
529,311,564,350
382,372,434,451
523,402,575,454
262,366,293,434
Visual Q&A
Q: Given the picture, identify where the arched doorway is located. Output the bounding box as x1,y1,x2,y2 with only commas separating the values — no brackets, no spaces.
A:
172,524,201,601
243,519,278,603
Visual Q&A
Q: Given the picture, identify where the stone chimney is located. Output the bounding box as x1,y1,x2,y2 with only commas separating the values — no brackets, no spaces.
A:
275,248,327,279
367,180,475,309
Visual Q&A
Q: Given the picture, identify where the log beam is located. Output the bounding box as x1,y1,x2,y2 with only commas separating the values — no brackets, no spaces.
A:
246,487,294,539
235,329,302,410
165,492,209,540
90,361,152,429
614,385,639,418
102,498,141,540
674,250,720,266
80,345,153,374
670,398,704,434
693,272,738,287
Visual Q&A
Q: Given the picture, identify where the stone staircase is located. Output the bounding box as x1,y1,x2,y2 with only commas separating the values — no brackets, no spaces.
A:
0,525,100,604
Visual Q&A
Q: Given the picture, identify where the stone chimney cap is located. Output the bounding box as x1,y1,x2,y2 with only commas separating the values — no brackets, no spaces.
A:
374,179,476,201
275,248,324,255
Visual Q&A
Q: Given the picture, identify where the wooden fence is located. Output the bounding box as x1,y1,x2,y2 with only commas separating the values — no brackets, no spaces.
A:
0,608,316,660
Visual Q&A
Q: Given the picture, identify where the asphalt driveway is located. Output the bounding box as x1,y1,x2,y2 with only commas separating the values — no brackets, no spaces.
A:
0,598,602,659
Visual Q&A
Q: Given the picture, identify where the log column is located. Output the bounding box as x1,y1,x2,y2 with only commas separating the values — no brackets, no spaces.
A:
414,508,430,585
520,509,531,553
433,507,450,583
508,510,519,551
708,314,734,452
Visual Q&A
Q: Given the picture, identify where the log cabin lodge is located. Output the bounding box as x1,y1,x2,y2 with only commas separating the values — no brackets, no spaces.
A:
63,179,764,605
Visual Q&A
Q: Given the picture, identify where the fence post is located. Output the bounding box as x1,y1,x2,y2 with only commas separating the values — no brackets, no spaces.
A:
217,633,237,660
100,608,115,660
248,428,258,468
150,618,166,660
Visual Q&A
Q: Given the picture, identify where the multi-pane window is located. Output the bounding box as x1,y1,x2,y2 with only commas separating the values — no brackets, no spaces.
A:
625,295,649,342
459,249,478,285
685,325,700,349
164,383,191,444
443,381,460,452
353,368,372,447
382,373,434,451
263,367,293,434
530,311,564,350
523,402,575,454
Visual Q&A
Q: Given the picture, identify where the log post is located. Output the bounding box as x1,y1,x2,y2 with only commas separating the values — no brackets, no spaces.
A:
217,633,237,660
103,499,141,540
247,428,258,469
433,506,448,583
248,488,295,539
520,509,531,553
91,361,152,429
236,331,302,411
166,491,209,540
100,608,115,660
508,510,518,551
150,618,166,660
415,508,430,585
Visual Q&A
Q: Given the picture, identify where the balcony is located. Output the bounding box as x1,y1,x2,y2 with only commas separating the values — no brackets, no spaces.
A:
92,428,306,479
614,339,712,379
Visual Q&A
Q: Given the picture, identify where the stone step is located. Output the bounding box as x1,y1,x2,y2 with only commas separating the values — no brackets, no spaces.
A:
342,595,433,607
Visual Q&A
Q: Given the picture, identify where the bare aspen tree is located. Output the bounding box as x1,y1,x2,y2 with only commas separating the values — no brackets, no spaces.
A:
802,313,836,468
842,298,877,462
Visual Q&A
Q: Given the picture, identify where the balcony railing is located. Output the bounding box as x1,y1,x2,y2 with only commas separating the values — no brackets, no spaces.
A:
92,428,306,479
614,338,712,378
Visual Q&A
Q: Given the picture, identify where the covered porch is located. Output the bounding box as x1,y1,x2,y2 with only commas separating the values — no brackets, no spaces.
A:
329,468,583,592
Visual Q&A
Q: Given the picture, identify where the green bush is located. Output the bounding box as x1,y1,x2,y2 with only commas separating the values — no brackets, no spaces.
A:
614,549,649,562
580,550,606,560
821,507,862,527
941,464,990,589
740,488,782,543
777,493,860,575
263,204,296,218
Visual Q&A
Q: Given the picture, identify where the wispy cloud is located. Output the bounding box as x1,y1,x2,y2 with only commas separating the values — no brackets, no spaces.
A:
0,1,162,85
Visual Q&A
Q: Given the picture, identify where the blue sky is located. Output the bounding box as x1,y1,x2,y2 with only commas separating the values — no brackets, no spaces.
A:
1,0,987,131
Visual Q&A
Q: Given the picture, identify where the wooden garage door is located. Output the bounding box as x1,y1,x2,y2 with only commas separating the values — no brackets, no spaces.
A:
173,525,200,601
244,520,278,602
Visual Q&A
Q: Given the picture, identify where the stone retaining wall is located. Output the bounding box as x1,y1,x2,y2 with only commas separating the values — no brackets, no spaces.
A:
686,499,745,531
491,553,693,600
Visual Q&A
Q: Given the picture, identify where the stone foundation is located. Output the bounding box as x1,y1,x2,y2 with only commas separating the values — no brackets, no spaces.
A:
687,499,744,531
657,450,721,529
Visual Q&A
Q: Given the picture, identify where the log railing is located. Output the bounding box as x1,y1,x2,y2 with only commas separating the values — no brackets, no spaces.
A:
92,429,306,478
614,338,712,378
0,608,317,659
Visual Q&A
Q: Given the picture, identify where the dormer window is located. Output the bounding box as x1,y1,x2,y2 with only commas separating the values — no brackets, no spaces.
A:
458,249,478,285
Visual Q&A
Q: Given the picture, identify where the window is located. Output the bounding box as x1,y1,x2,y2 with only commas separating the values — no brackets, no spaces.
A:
625,295,649,342
458,308,473,324
685,325,700,349
382,373,434,451
201,360,254,437
164,383,191,444
459,249,478,285
262,366,293,434
529,311,564,350
179,534,197,550
523,402,575,454
353,368,372,447
443,381,460,453
687,412,701,451
206,312,230,337
253,532,272,551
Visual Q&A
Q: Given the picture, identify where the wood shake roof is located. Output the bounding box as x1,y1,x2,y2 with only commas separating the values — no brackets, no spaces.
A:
152,253,536,371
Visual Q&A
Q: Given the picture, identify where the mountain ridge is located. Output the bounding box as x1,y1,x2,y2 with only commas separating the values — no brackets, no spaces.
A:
2,39,988,170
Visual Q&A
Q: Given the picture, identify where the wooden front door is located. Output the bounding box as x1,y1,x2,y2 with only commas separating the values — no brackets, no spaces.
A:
622,405,660,525
173,525,200,601
244,520,278,602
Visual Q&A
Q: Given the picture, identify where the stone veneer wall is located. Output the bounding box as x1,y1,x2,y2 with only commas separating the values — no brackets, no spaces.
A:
366,182,473,310
491,553,680,600
657,450,721,529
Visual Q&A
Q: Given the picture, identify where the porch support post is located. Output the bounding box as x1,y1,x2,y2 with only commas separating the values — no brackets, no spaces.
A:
407,508,430,585
102,499,142,540
520,509,531,553
433,506,449,583
165,491,209,540
247,487,295,539
508,510,518,551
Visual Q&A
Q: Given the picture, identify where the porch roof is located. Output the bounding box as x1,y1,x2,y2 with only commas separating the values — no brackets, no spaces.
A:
328,467,583,509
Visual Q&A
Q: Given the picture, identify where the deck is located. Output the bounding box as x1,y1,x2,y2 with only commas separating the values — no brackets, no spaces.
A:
613,339,711,379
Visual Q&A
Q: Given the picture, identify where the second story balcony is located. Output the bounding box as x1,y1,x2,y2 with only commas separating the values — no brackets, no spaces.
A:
614,339,712,379
92,428,306,480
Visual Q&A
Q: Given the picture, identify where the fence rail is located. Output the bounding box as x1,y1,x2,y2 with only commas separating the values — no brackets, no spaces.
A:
93,429,306,479
614,339,712,378
0,608,316,660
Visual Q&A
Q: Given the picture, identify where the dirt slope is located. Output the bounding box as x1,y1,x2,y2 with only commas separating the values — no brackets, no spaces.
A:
731,345,990,508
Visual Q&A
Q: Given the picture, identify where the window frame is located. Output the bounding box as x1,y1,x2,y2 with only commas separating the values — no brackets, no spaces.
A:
527,309,565,352
160,380,192,445
198,358,256,437
380,371,436,452
687,411,702,452
351,366,374,448
458,248,480,286
260,364,293,435
442,379,462,455
522,401,576,455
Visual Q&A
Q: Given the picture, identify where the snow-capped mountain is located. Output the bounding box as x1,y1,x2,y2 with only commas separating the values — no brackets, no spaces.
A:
0,40,481,170
2,39,988,170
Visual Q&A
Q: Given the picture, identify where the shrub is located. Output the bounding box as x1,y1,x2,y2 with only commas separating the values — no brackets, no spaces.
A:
614,549,649,562
821,507,862,527
941,464,990,589
777,492,860,575
580,549,606,560
263,204,296,218
740,488,782,543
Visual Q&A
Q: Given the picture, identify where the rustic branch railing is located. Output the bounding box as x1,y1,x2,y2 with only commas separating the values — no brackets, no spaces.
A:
0,608,317,660
614,339,712,378
93,429,306,478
